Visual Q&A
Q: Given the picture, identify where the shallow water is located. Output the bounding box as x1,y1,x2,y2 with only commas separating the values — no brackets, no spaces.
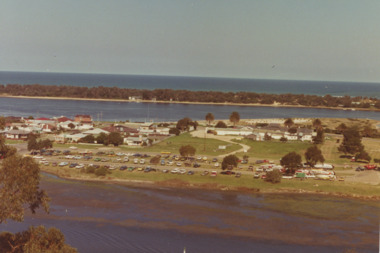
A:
1,173,379,253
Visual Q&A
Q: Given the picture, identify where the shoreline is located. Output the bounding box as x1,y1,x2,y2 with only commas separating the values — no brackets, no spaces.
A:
41,168,380,201
2,94,379,113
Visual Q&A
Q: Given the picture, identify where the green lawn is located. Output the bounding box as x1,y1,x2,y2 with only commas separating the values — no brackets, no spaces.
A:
233,139,312,161
120,132,241,156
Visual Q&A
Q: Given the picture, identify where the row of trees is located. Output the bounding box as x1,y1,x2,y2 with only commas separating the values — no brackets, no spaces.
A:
2,84,379,109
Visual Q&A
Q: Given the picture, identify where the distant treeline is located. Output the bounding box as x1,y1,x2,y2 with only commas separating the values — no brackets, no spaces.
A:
1,84,380,109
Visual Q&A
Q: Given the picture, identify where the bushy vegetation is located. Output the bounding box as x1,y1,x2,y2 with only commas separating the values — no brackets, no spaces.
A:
1,84,379,109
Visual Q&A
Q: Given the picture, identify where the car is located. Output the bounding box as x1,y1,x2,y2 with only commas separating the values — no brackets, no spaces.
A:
212,158,218,162
241,160,248,164
140,159,145,164
179,169,187,174
248,166,254,171
201,171,209,176
253,173,260,179
76,164,85,169
235,172,241,178
355,166,365,171
176,162,182,166
162,169,169,173
214,162,220,167
221,170,235,175
161,160,166,165
193,163,200,168
210,171,217,177
134,159,139,164
120,166,127,171
58,162,68,167
171,168,180,174
187,170,195,175
167,160,174,166
69,163,78,168
127,167,135,172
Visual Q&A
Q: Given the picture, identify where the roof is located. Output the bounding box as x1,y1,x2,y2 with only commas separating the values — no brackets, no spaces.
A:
57,116,73,123
36,117,52,121
6,130,31,135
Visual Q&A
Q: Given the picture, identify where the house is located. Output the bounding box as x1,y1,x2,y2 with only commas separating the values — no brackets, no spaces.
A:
207,127,253,136
124,135,148,146
5,130,31,140
83,128,110,136
102,125,139,135
55,133,87,143
74,115,92,124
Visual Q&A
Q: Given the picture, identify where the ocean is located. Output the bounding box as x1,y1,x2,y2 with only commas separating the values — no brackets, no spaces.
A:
1,71,380,98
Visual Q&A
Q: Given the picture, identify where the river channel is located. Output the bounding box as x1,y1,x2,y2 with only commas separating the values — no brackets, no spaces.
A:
2,173,379,253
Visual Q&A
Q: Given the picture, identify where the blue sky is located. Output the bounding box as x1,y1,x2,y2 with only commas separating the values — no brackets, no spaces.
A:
1,0,380,82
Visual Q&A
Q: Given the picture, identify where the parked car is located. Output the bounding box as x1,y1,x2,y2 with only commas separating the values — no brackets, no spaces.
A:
235,172,241,178
210,171,217,177
201,171,209,176
171,168,180,174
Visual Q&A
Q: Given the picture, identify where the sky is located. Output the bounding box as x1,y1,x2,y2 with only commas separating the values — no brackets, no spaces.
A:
1,0,380,83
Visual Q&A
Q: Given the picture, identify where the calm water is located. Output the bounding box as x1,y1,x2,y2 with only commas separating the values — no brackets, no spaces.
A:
1,71,380,98
1,97,380,122
1,173,378,253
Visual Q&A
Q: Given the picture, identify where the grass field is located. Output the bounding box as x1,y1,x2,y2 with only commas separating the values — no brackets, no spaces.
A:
120,132,241,156
233,139,312,161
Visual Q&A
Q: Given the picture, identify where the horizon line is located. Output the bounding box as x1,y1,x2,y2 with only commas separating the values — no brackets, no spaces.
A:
1,70,379,85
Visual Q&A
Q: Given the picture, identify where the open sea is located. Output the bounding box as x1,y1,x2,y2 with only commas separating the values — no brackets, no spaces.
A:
0,71,380,121
1,71,380,98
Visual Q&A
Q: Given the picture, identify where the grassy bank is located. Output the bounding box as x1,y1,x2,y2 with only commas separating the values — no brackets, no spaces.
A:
42,165,380,200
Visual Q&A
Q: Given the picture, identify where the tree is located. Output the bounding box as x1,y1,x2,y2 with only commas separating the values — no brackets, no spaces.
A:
27,134,38,151
79,134,95,143
205,113,215,126
0,154,50,223
265,170,282,184
96,132,108,144
264,133,272,141
304,146,325,167
107,132,123,146
280,152,302,174
176,117,193,131
284,118,294,128
338,127,364,155
313,129,324,144
0,116,5,130
335,123,347,134
355,150,371,162
215,121,227,128
179,145,196,157
312,118,322,130
68,123,76,130
0,226,77,253
0,136,17,159
169,127,180,136
229,112,240,126
221,154,239,170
